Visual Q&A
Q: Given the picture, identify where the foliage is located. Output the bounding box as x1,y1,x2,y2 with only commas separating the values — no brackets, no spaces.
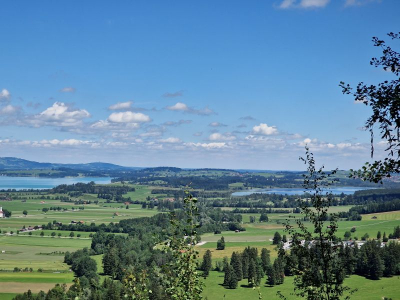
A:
279,148,355,300
340,32,400,183
162,192,204,300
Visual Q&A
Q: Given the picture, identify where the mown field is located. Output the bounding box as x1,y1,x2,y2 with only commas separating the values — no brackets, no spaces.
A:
202,271,400,300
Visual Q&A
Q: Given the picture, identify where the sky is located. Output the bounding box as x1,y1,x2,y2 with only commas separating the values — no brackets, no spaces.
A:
0,0,399,170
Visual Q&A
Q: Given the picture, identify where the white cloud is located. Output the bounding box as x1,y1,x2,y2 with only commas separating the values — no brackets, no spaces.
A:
303,138,312,144
59,87,76,93
108,111,151,123
0,89,11,101
166,102,189,111
186,142,227,149
166,102,216,116
30,102,90,127
0,104,20,115
90,120,140,131
344,0,381,7
300,0,330,8
108,101,133,110
209,133,236,141
209,122,227,127
252,123,278,135
160,137,182,143
278,0,330,9
32,139,95,147
279,0,296,8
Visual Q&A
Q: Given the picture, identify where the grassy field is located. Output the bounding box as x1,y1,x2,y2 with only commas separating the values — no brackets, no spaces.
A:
202,271,400,300
0,235,91,271
0,198,158,233
197,210,400,261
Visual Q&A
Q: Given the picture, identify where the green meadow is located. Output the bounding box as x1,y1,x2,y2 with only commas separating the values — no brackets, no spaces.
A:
202,271,400,300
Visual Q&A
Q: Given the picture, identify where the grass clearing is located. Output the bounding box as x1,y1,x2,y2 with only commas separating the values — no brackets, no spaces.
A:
202,271,400,300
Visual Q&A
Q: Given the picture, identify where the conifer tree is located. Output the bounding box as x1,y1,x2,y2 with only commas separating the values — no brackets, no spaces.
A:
201,250,212,278
230,252,243,281
260,248,271,274
273,232,282,245
248,259,256,287
242,251,249,279
217,236,225,250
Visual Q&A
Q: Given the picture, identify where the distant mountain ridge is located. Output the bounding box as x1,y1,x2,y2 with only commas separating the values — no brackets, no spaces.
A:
0,157,139,171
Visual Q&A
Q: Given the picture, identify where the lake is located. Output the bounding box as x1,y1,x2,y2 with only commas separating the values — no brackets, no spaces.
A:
231,187,378,197
0,176,112,190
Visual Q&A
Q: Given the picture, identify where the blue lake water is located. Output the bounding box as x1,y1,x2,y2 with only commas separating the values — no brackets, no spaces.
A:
0,176,112,190
231,187,378,197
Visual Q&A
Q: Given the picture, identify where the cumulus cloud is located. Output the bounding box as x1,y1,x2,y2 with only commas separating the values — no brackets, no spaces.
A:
209,122,227,127
59,87,76,93
278,0,330,9
0,89,11,101
193,132,203,137
163,90,184,98
209,132,236,141
108,101,133,110
160,137,182,143
29,102,90,127
108,111,151,123
166,102,216,116
252,123,278,135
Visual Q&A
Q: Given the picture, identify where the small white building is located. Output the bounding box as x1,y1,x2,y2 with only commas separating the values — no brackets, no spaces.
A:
0,207,4,218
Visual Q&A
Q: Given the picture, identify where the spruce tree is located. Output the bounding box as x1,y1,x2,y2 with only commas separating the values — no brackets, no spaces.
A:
267,264,276,286
260,248,271,274
247,259,256,287
273,232,282,245
242,251,249,279
201,249,212,277
230,252,243,281
228,267,238,289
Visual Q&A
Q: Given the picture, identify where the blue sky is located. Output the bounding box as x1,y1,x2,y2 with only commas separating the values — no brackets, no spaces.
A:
0,0,398,169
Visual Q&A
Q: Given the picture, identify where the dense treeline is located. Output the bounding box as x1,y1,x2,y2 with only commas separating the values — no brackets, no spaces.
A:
151,189,231,199
341,189,400,205
40,206,244,235
51,181,135,195
348,198,400,215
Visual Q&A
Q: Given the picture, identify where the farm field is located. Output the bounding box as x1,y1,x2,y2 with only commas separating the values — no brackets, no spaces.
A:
0,235,91,271
0,199,159,233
